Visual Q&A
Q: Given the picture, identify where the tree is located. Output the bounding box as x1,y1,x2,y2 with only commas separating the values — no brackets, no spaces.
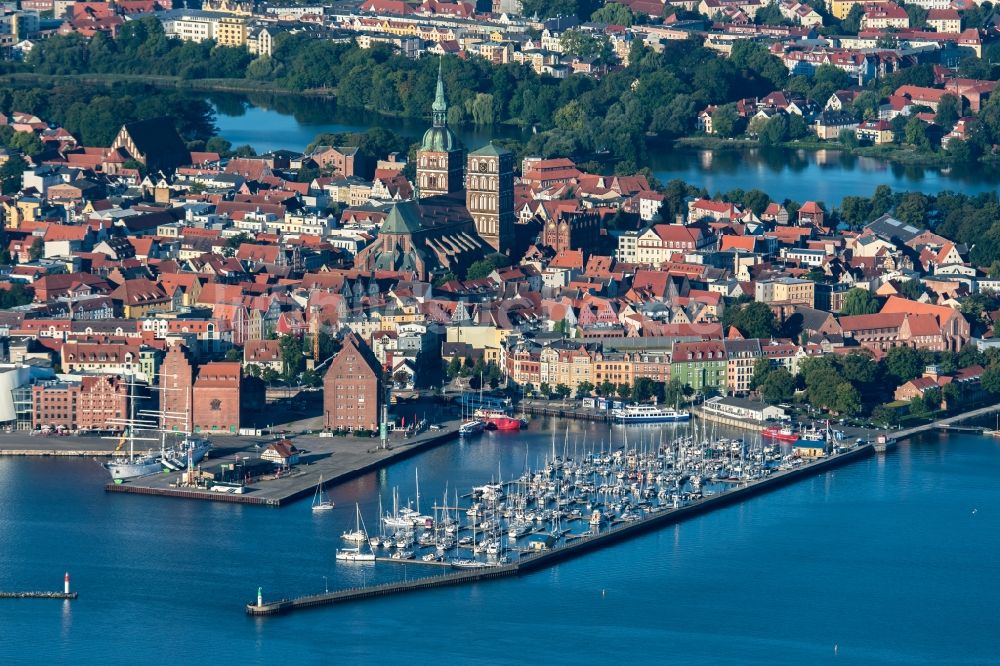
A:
981,367,1000,395
616,383,631,399
279,335,305,381
840,287,879,315
872,404,899,427
223,232,254,257
224,348,241,361
897,278,925,301
921,386,942,412
554,383,572,400
935,94,961,129
957,344,985,369
633,377,656,401
723,301,778,338
904,3,928,28
761,368,795,403
838,128,859,148
904,116,932,151
834,382,861,415
840,4,864,33
663,378,686,406
805,367,843,411
597,380,616,397
446,356,462,379
0,154,27,195
838,196,872,228
894,192,930,229
28,237,44,262
576,380,595,399
750,357,774,390
711,104,742,138
885,346,925,384
590,2,633,25
908,394,930,417
9,131,44,157
942,382,961,410
466,253,512,280
840,352,877,386
760,114,789,145
540,382,552,398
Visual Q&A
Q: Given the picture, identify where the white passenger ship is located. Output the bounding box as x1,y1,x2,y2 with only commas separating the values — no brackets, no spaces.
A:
611,404,691,424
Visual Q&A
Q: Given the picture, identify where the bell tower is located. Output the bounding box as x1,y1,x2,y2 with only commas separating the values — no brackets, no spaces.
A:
416,59,463,198
466,142,514,254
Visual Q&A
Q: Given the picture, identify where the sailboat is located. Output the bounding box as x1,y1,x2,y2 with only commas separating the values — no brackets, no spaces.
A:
311,475,334,512
337,504,376,561
341,501,369,543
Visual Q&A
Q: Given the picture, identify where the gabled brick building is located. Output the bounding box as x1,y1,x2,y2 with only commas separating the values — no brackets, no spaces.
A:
323,332,383,432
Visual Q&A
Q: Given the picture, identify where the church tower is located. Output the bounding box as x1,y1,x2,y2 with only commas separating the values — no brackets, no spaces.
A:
416,60,463,198
466,142,514,254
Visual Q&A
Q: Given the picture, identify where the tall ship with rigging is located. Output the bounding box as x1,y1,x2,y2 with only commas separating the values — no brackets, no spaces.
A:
102,376,163,482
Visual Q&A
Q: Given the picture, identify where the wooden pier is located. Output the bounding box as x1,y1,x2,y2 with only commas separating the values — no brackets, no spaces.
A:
247,442,874,617
0,591,77,600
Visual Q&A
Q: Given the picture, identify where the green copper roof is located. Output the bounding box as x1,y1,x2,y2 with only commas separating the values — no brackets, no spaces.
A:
421,126,458,153
469,142,510,157
382,201,423,235
422,57,458,152
432,57,447,115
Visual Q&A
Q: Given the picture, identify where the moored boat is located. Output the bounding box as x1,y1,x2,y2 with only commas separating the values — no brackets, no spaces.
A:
761,425,800,442
459,420,486,436
611,404,690,424
474,409,523,431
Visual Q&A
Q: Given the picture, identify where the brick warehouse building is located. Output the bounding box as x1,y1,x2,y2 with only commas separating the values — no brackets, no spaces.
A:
161,344,244,434
323,332,383,432
32,374,129,431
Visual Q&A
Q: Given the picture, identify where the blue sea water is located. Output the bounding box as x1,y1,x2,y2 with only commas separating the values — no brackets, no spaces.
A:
1,421,998,664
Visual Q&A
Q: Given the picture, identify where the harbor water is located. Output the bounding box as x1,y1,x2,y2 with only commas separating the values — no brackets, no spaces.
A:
1,418,998,663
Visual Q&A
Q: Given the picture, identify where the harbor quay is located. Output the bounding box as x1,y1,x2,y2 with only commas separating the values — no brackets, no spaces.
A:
104,420,464,507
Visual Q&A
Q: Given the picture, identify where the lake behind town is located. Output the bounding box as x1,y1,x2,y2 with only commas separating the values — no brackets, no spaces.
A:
206,92,1000,206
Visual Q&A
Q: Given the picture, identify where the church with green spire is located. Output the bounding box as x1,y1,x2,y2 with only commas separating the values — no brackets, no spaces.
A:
416,59,464,198
352,60,517,281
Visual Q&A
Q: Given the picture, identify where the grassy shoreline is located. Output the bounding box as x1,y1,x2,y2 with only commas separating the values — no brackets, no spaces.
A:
675,135,956,169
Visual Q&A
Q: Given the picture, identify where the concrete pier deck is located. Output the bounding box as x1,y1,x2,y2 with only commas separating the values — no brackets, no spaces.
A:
105,422,462,507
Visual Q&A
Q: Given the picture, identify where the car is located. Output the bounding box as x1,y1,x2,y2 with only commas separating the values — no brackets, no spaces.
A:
429,424,443,430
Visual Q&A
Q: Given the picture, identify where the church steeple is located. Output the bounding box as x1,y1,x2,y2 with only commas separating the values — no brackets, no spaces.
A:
417,56,462,199
432,57,447,127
